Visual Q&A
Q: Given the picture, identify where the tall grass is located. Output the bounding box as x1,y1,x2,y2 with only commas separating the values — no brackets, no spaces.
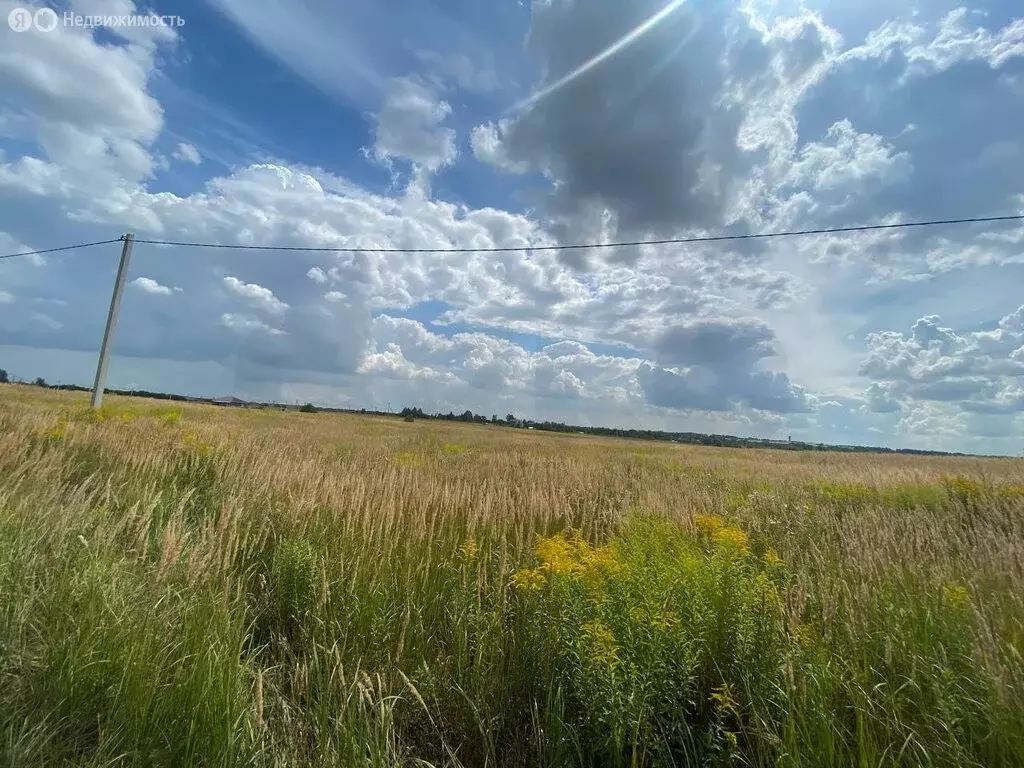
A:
0,385,1022,766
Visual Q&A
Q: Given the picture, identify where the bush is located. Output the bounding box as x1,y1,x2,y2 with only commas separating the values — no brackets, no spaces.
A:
299,403,318,414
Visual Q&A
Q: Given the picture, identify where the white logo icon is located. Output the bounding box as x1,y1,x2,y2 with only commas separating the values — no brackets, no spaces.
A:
7,7,32,31
33,6,57,31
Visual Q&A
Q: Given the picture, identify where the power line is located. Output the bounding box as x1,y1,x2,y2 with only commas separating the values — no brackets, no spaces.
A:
2,214,1023,261
132,214,1024,253
0,237,124,261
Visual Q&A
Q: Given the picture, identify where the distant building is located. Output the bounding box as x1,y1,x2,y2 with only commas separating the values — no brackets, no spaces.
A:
211,395,248,408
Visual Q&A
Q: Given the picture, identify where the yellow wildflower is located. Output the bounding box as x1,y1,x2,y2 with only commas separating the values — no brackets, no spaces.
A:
695,514,724,536
511,568,545,592
943,583,971,609
754,573,784,610
535,531,586,576
795,623,818,649
156,409,182,426
582,544,619,571
459,538,479,560
763,548,784,568
999,485,1024,499
39,417,69,440
394,450,426,468
582,620,619,668
941,476,984,501
713,526,749,556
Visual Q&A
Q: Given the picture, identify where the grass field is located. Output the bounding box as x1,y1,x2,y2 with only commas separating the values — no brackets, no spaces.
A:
1,384,1022,767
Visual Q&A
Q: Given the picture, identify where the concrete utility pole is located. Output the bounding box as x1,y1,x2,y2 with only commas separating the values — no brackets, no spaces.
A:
91,233,134,409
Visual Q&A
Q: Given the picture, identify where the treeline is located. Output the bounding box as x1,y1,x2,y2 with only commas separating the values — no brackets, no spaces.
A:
0,375,970,457
398,407,969,458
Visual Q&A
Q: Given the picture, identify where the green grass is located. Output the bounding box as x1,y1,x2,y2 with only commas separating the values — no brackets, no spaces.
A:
0,387,1022,766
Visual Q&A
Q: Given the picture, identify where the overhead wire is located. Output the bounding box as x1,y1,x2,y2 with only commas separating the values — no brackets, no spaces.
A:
0,237,125,261
127,214,1024,252
1,214,1023,260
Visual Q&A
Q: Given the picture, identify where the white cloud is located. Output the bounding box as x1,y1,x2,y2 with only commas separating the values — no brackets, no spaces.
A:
362,314,643,401
783,120,912,192
905,10,1024,73
222,276,289,315
0,291,14,304
415,50,498,93
307,267,328,283
220,312,285,337
372,77,457,171
172,142,202,165
131,276,179,296
861,306,1024,416
471,121,529,173
31,312,62,330
0,0,173,202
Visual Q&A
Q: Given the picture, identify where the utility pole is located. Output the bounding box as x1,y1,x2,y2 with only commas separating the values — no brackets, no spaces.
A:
91,233,134,409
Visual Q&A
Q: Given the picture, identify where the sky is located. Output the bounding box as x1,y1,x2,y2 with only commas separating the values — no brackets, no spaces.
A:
0,0,1022,455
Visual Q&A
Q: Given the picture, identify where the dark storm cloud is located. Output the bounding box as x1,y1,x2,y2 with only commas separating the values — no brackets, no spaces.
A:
638,317,810,413
495,0,777,244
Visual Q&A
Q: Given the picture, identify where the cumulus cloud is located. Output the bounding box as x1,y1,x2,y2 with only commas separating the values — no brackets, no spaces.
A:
362,315,642,402
221,313,285,337
782,120,912,192
861,306,1024,415
172,142,202,165
638,317,810,413
471,122,529,174
0,0,174,201
131,277,180,296
476,0,846,251
372,77,457,170
222,276,289,315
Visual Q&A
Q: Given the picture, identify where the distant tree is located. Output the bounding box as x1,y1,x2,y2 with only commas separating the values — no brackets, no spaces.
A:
0,368,8,384
491,414,498,423
505,413,516,424
33,376,46,388
299,402,318,413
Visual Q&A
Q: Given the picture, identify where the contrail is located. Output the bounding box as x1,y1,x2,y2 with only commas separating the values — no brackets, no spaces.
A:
508,0,689,115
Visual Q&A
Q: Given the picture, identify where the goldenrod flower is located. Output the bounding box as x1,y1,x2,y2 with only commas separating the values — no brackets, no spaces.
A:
511,568,545,592
694,514,724,536
943,583,971,609
535,531,586,576
713,526,749,556
763,548,784,568
459,538,479,560
582,620,619,668
795,623,818,649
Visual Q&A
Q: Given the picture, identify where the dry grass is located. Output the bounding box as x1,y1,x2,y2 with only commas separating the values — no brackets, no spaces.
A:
1,384,1022,767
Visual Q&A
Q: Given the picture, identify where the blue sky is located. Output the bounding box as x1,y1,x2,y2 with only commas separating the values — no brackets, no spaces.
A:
1,0,1023,454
